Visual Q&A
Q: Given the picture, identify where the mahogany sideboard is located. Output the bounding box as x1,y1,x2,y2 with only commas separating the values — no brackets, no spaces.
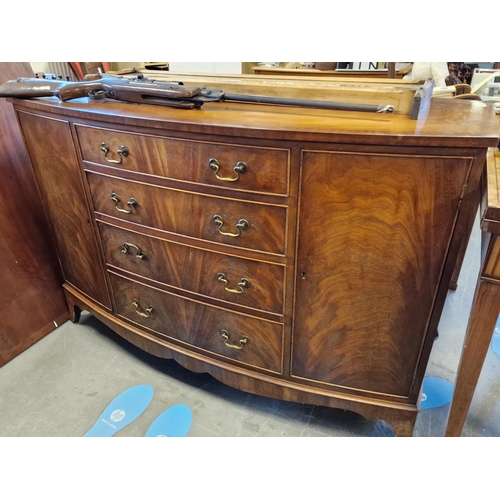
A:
9,93,498,436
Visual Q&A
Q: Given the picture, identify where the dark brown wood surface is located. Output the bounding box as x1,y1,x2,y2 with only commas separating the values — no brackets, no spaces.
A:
110,271,284,373
292,151,471,398
446,150,500,436
86,171,288,255
17,111,111,309
251,65,409,79
10,96,499,149
446,235,500,436
76,124,290,196
482,148,500,235
98,221,285,316
0,62,68,366
11,86,499,436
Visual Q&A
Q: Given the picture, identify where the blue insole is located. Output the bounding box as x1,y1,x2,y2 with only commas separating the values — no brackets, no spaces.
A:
84,384,154,437
145,404,193,437
420,376,454,409
491,314,500,356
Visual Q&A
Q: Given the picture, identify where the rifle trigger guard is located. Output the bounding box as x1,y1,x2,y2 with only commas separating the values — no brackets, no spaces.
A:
88,89,108,101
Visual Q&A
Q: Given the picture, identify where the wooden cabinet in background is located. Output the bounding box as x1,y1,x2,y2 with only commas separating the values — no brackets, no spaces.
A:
8,87,498,435
0,62,68,366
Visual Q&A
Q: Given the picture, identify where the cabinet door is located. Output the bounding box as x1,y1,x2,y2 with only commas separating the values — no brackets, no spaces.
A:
17,111,111,309
0,62,68,366
292,151,471,398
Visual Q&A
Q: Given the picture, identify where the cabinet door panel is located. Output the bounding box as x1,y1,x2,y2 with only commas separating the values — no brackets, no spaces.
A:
0,63,68,366
17,111,111,308
292,151,471,397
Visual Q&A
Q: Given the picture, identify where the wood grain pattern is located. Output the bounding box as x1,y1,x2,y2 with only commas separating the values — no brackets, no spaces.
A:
445,275,500,436
0,62,68,366
87,171,288,255
292,151,471,397
10,96,498,149
64,282,419,436
446,152,500,436
110,271,283,373
131,70,419,114
483,234,500,279
138,68,418,85
98,221,285,315
482,148,500,235
76,124,290,196
17,111,111,308
11,81,497,436
251,66,411,79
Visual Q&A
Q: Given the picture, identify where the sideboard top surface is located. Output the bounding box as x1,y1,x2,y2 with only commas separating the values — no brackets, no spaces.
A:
11,96,499,148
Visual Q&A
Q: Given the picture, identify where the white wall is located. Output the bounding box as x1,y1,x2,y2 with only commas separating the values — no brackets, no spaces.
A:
168,62,243,74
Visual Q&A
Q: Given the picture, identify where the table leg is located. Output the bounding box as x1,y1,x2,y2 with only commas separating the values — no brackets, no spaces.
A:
445,278,500,436
450,165,486,290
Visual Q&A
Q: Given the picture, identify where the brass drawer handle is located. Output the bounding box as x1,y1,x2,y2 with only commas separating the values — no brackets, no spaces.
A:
212,215,249,237
111,192,137,214
221,330,249,350
100,142,129,164
209,158,247,182
121,243,146,260
217,273,250,294
132,299,154,318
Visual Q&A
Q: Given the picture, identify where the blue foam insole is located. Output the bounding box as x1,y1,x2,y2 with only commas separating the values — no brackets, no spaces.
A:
491,314,500,356
420,376,454,409
145,404,192,437
84,384,154,437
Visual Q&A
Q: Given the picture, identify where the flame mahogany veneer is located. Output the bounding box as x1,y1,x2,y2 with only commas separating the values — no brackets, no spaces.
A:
11,92,498,436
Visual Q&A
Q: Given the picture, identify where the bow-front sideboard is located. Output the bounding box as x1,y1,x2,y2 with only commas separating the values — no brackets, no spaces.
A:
9,89,498,436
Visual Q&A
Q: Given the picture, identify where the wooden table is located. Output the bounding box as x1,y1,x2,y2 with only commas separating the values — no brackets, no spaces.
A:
251,63,412,79
445,147,500,436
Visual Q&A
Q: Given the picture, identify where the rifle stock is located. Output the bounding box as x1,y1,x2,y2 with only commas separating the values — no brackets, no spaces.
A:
0,78,65,98
0,78,107,100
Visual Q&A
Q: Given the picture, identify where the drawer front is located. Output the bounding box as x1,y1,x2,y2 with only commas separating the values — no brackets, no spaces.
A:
76,125,289,195
110,272,283,373
99,222,285,315
87,172,287,255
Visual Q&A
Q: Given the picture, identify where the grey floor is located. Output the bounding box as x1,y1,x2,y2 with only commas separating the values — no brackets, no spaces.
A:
1,215,499,438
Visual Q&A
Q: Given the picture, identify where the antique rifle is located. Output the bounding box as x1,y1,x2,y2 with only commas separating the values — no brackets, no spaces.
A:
0,74,395,114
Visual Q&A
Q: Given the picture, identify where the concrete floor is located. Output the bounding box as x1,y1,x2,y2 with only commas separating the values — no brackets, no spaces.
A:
1,215,499,437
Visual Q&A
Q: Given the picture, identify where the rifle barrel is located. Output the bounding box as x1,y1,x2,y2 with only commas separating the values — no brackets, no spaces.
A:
223,93,394,114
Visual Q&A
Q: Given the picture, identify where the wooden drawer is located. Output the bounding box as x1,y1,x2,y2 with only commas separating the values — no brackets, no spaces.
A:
110,272,284,373
87,172,287,255
76,125,290,196
98,222,285,315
